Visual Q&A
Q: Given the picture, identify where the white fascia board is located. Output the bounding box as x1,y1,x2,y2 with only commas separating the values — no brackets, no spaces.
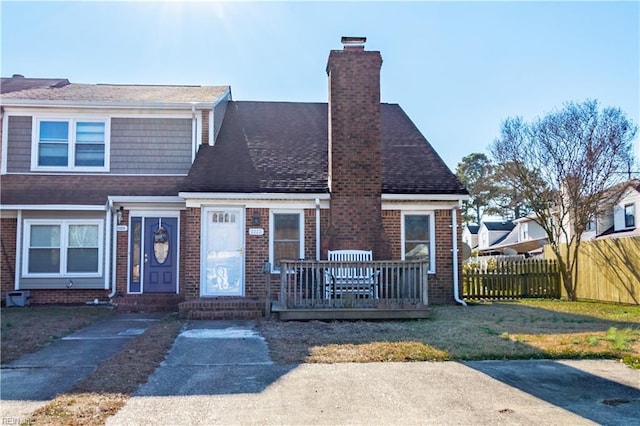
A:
0,204,107,211
1,99,216,110
382,193,469,202
383,201,460,211
108,196,185,203
1,114,9,174
182,193,330,209
180,192,330,201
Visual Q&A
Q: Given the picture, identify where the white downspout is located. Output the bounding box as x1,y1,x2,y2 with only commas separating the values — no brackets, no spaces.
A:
452,204,467,306
315,198,321,260
107,200,117,299
191,104,197,161
14,210,22,290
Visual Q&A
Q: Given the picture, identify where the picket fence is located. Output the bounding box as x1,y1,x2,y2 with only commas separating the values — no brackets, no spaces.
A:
463,259,561,300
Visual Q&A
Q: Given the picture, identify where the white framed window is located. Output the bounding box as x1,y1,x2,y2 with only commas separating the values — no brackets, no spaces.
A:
31,116,110,171
401,212,435,273
624,203,635,228
269,210,304,273
520,222,529,240
23,219,103,277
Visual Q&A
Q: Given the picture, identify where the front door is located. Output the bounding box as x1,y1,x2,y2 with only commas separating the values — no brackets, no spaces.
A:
142,217,178,293
202,208,244,296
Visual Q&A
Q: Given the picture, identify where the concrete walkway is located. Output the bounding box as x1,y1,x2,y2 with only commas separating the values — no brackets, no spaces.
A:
0,312,167,420
2,317,639,425
108,320,640,426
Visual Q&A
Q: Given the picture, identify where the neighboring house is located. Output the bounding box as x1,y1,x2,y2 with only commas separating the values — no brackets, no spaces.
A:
0,38,468,316
478,215,547,255
476,221,515,251
462,224,479,249
592,179,640,240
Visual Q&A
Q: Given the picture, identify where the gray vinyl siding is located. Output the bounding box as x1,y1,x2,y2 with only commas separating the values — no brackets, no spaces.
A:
6,116,32,173
18,210,107,290
110,117,192,174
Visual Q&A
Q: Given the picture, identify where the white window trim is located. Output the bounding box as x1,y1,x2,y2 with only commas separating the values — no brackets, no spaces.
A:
624,203,636,228
520,222,529,240
269,209,305,273
401,211,436,274
30,115,111,172
22,219,104,278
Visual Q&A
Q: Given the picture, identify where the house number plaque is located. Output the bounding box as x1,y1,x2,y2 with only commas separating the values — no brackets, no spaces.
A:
249,228,264,236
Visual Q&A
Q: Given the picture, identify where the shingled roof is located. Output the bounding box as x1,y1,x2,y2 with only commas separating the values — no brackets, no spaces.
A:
1,77,229,104
183,101,467,195
1,76,70,94
0,174,184,206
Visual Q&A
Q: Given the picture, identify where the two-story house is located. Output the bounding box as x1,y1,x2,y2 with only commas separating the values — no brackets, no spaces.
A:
1,38,468,317
592,179,639,240
478,215,548,256
476,221,515,253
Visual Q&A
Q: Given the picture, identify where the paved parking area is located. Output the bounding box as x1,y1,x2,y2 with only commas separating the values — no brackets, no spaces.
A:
2,318,639,425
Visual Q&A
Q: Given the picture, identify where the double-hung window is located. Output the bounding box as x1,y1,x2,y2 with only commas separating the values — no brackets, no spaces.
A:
23,220,103,277
270,211,304,272
33,117,109,171
402,213,435,273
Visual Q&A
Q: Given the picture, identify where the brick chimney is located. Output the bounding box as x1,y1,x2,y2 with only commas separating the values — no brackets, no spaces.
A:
322,37,391,259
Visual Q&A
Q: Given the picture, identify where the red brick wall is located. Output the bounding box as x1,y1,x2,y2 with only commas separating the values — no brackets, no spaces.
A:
25,289,110,305
381,208,463,304
114,210,129,295
245,208,269,299
1,218,17,297
202,110,209,145
1,217,110,305
182,207,201,300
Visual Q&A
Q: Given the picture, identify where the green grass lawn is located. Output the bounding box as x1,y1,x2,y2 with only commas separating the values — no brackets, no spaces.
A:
257,299,640,368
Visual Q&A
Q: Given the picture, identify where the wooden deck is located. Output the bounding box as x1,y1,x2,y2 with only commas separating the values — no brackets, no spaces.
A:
274,259,430,320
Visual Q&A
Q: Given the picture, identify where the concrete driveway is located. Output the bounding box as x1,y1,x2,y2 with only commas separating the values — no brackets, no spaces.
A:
107,320,640,426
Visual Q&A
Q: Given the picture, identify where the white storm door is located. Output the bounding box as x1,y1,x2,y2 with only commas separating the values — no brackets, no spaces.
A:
202,208,244,296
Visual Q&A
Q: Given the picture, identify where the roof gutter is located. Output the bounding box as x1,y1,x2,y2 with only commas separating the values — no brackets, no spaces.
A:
382,193,470,201
0,99,218,110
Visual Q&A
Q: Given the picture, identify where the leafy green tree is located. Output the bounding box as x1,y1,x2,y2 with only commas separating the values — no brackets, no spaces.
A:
490,100,637,300
455,153,495,223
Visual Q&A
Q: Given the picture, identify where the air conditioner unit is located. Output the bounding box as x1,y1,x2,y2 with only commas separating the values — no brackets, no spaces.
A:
5,291,31,307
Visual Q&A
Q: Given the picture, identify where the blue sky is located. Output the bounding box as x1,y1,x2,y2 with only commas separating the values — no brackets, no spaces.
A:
2,1,638,170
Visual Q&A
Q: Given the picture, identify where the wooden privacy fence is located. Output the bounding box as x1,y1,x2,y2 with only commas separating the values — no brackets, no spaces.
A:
544,237,639,305
463,259,560,300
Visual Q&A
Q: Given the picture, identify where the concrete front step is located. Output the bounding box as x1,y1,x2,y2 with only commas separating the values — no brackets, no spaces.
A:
179,298,266,320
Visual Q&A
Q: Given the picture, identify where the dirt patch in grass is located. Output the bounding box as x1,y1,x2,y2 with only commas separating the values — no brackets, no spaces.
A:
27,315,184,426
1,306,115,364
257,300,640,366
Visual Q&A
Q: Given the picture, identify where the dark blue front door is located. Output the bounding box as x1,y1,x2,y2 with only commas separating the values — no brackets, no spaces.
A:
143,217,178,293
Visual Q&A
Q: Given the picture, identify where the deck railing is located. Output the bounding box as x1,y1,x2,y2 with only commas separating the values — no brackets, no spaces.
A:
278,259,429,310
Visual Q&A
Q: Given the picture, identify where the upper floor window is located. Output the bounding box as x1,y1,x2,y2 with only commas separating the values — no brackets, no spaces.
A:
270,211,304,272
402,212,435,273
33,117,109,171
624,203,635,228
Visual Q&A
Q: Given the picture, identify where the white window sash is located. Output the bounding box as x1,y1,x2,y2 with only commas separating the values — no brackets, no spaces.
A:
401,211,436,273
22,219,104,278
31,115,111,172
269,210,304,273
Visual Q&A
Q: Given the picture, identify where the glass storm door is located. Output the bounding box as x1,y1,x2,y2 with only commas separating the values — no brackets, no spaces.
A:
203,208,244,296
142,217,178,293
